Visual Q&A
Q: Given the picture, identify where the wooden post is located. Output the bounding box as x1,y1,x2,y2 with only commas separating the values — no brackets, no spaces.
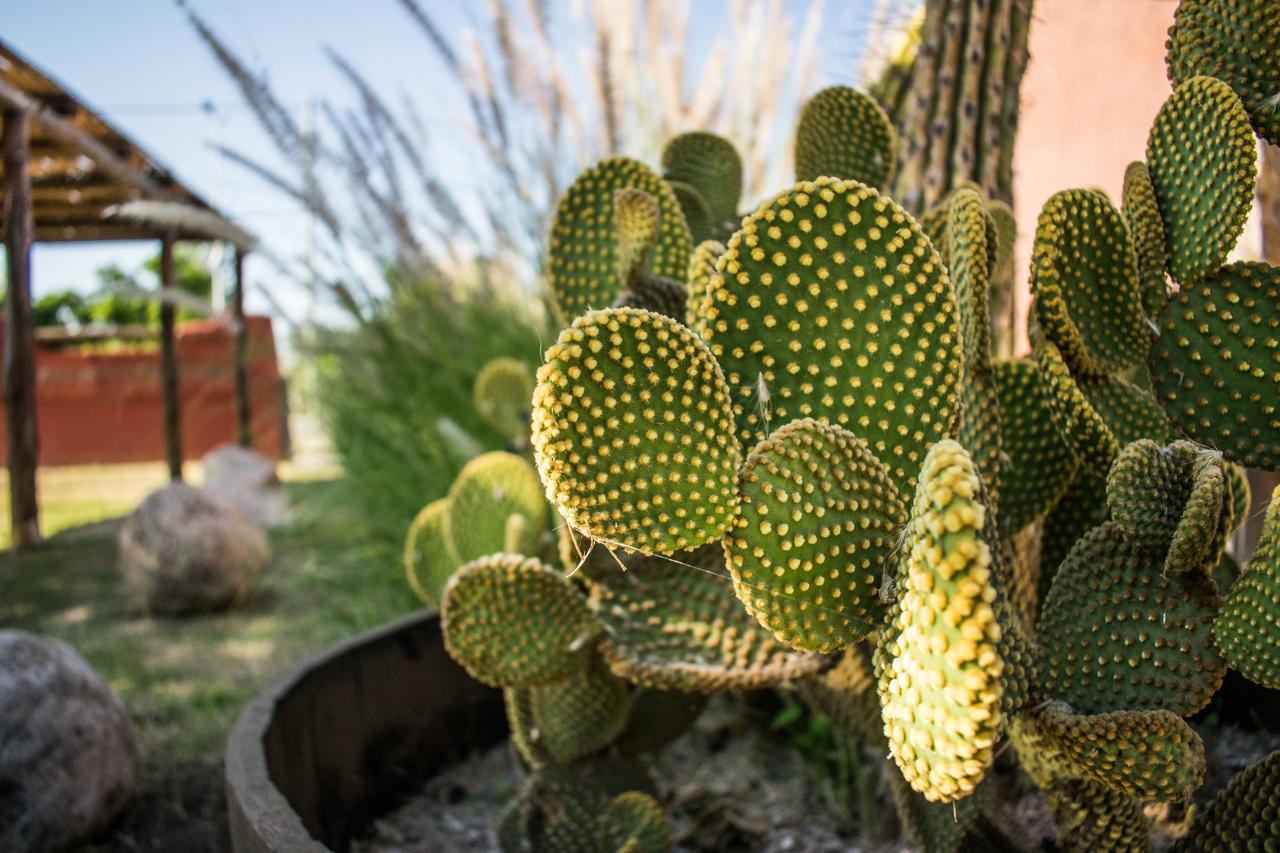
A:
159,233,183,481
3,108,41,549
232,246,251,448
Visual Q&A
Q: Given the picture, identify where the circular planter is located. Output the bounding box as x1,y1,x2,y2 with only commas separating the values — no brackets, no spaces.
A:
225,611,505,852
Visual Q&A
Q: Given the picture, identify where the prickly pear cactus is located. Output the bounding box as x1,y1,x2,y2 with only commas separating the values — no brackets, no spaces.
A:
794,86,897,188
1214,485,1280,689
474,357,535,443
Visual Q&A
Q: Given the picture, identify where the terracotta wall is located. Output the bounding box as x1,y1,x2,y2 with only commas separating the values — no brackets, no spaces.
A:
1011,0,1177,352
0,315,284,465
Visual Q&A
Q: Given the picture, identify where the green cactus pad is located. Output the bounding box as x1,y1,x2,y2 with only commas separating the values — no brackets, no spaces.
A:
445,451,547,562
987,199,1017,282
794,86,897,188
504,687,546,767
1149,261,1280,471
685,238,725,336
530,653,631,763
994,359,1079,534
1146,76,1257,285
958,367,1003,517
702,177,961,493
1039,471,1110,601
798,643,885,744
613,276,688,322
661,131,743,224
474,357,535,442
948,188,994,373
1022,701,1205,803
614,688,707,755
665,179,714,245
887,762,980,853
917,199,950,267
1172,749,1280,852
523,759,656,853
403,498,456,607
613,187,661,288
589,544,824,692
727,419,906,653
1031,189,1146,375
442,553,598,688
1037,341,1121,474
1214,485,1280,689
594,792,671,853
1166,0,1280,146
1036,522,1226,716
1043,778,1151,853
1121,161,1170,330
531,307,742,555
548,157,691,319
877,440,1005,803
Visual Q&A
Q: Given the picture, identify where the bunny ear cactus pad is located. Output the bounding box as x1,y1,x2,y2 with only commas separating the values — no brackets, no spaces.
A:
1150,261,1280,470
1020,702,1205,803
442,553,598,688
794,86,898,189
887,765,980,853
474,357,535,442
1035,522,1226,716
530,654,631,763
589,544,824,691
1172,749,1280,852
702,177,961,494
685,238,725,335
531,307,742,555
1146,75,1257,285
727,419,906,652
403,498,456,607
613,187,661,287
876,441,1005,803
665,180,714,245
661,131,743,225
594,792,672,853
948,188,993,372
549,157,691,319
1037,341,1121,474
1030,189,1146,375
1121,161,1170,329
1214,485,1280,689
445,451,547,562
1166,0,1280,146
994,358,1079,534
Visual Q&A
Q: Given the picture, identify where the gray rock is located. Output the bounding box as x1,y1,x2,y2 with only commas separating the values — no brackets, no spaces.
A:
202,444,291,529
0,630,137,852
118,482,270,615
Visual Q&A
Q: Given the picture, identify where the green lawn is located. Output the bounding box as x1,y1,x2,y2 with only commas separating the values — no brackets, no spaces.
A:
0,472,418,851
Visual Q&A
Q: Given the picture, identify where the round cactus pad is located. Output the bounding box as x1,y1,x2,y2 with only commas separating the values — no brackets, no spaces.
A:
403,498,457,607
661,131,743,224
727,419,906,652
1150,261,1280,471
993,359,1078,534
473,357,535,441
531,307,742,555
442,553,598,688
1215,485,1280,689
1146,75,1257,285
530,654,631,763
702,177,961,494
876,440,1005,803
445,451,546,562
794,86,897,189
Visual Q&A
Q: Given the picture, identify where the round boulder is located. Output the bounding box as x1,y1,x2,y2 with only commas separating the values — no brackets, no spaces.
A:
119,482,270,616
202,443,291,529
0,630,137,852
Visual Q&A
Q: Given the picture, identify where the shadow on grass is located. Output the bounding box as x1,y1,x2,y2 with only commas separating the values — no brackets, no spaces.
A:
1,477,420,852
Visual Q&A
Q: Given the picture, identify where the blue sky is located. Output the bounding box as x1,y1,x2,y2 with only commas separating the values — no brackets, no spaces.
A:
6,0,879,321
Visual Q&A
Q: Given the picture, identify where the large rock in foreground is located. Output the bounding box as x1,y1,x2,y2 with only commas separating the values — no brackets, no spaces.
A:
0,631,137,852
202,444,291,529
119,482,270,616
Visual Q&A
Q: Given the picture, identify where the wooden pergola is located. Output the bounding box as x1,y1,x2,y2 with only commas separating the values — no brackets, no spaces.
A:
0,41,257,550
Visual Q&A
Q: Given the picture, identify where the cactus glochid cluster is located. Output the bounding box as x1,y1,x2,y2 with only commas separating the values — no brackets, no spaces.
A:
404,2,1280,849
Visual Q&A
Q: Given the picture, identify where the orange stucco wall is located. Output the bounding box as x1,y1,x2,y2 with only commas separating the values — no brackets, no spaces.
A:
1011,0,1178,352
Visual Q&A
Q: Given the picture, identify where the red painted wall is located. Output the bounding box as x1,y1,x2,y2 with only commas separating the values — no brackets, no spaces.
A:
0,315,284,465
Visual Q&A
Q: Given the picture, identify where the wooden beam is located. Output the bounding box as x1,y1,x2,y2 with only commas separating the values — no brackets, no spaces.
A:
3,108,41,549
233,247,251,447
159,233,183,481
34,223,206,243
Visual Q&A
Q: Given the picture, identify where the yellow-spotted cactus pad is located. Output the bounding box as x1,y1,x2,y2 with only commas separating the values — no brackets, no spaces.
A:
958,367,1003,517
1042,777,1151,853
876,440,1004,803
445,451,547,562
1036,522,1226,716
613,186,662,287
948,188,994,373
1171,749,1280,852
403,498,456,607
1150,261,1280,471
1146,76,1257,285
1020,701,1205,803
1030,189,1145,375
661,131,743,225
1214,485,1280,689
994,358,1079,534
727,419,906,652
1036,341,1121,475
1121,161,1170,331
1039,471,1110,601
548,157,691,319
1167,0,1280,146
589,544,824,692
442,554,598,688
594,791,672,853
701,177,961,494
531,308,741,555
794,86,897,188
685,238,725,336
530,653,631,763
473,357,535,442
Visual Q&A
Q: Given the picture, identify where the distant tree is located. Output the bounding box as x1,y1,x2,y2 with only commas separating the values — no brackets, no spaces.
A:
33,291,91,327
